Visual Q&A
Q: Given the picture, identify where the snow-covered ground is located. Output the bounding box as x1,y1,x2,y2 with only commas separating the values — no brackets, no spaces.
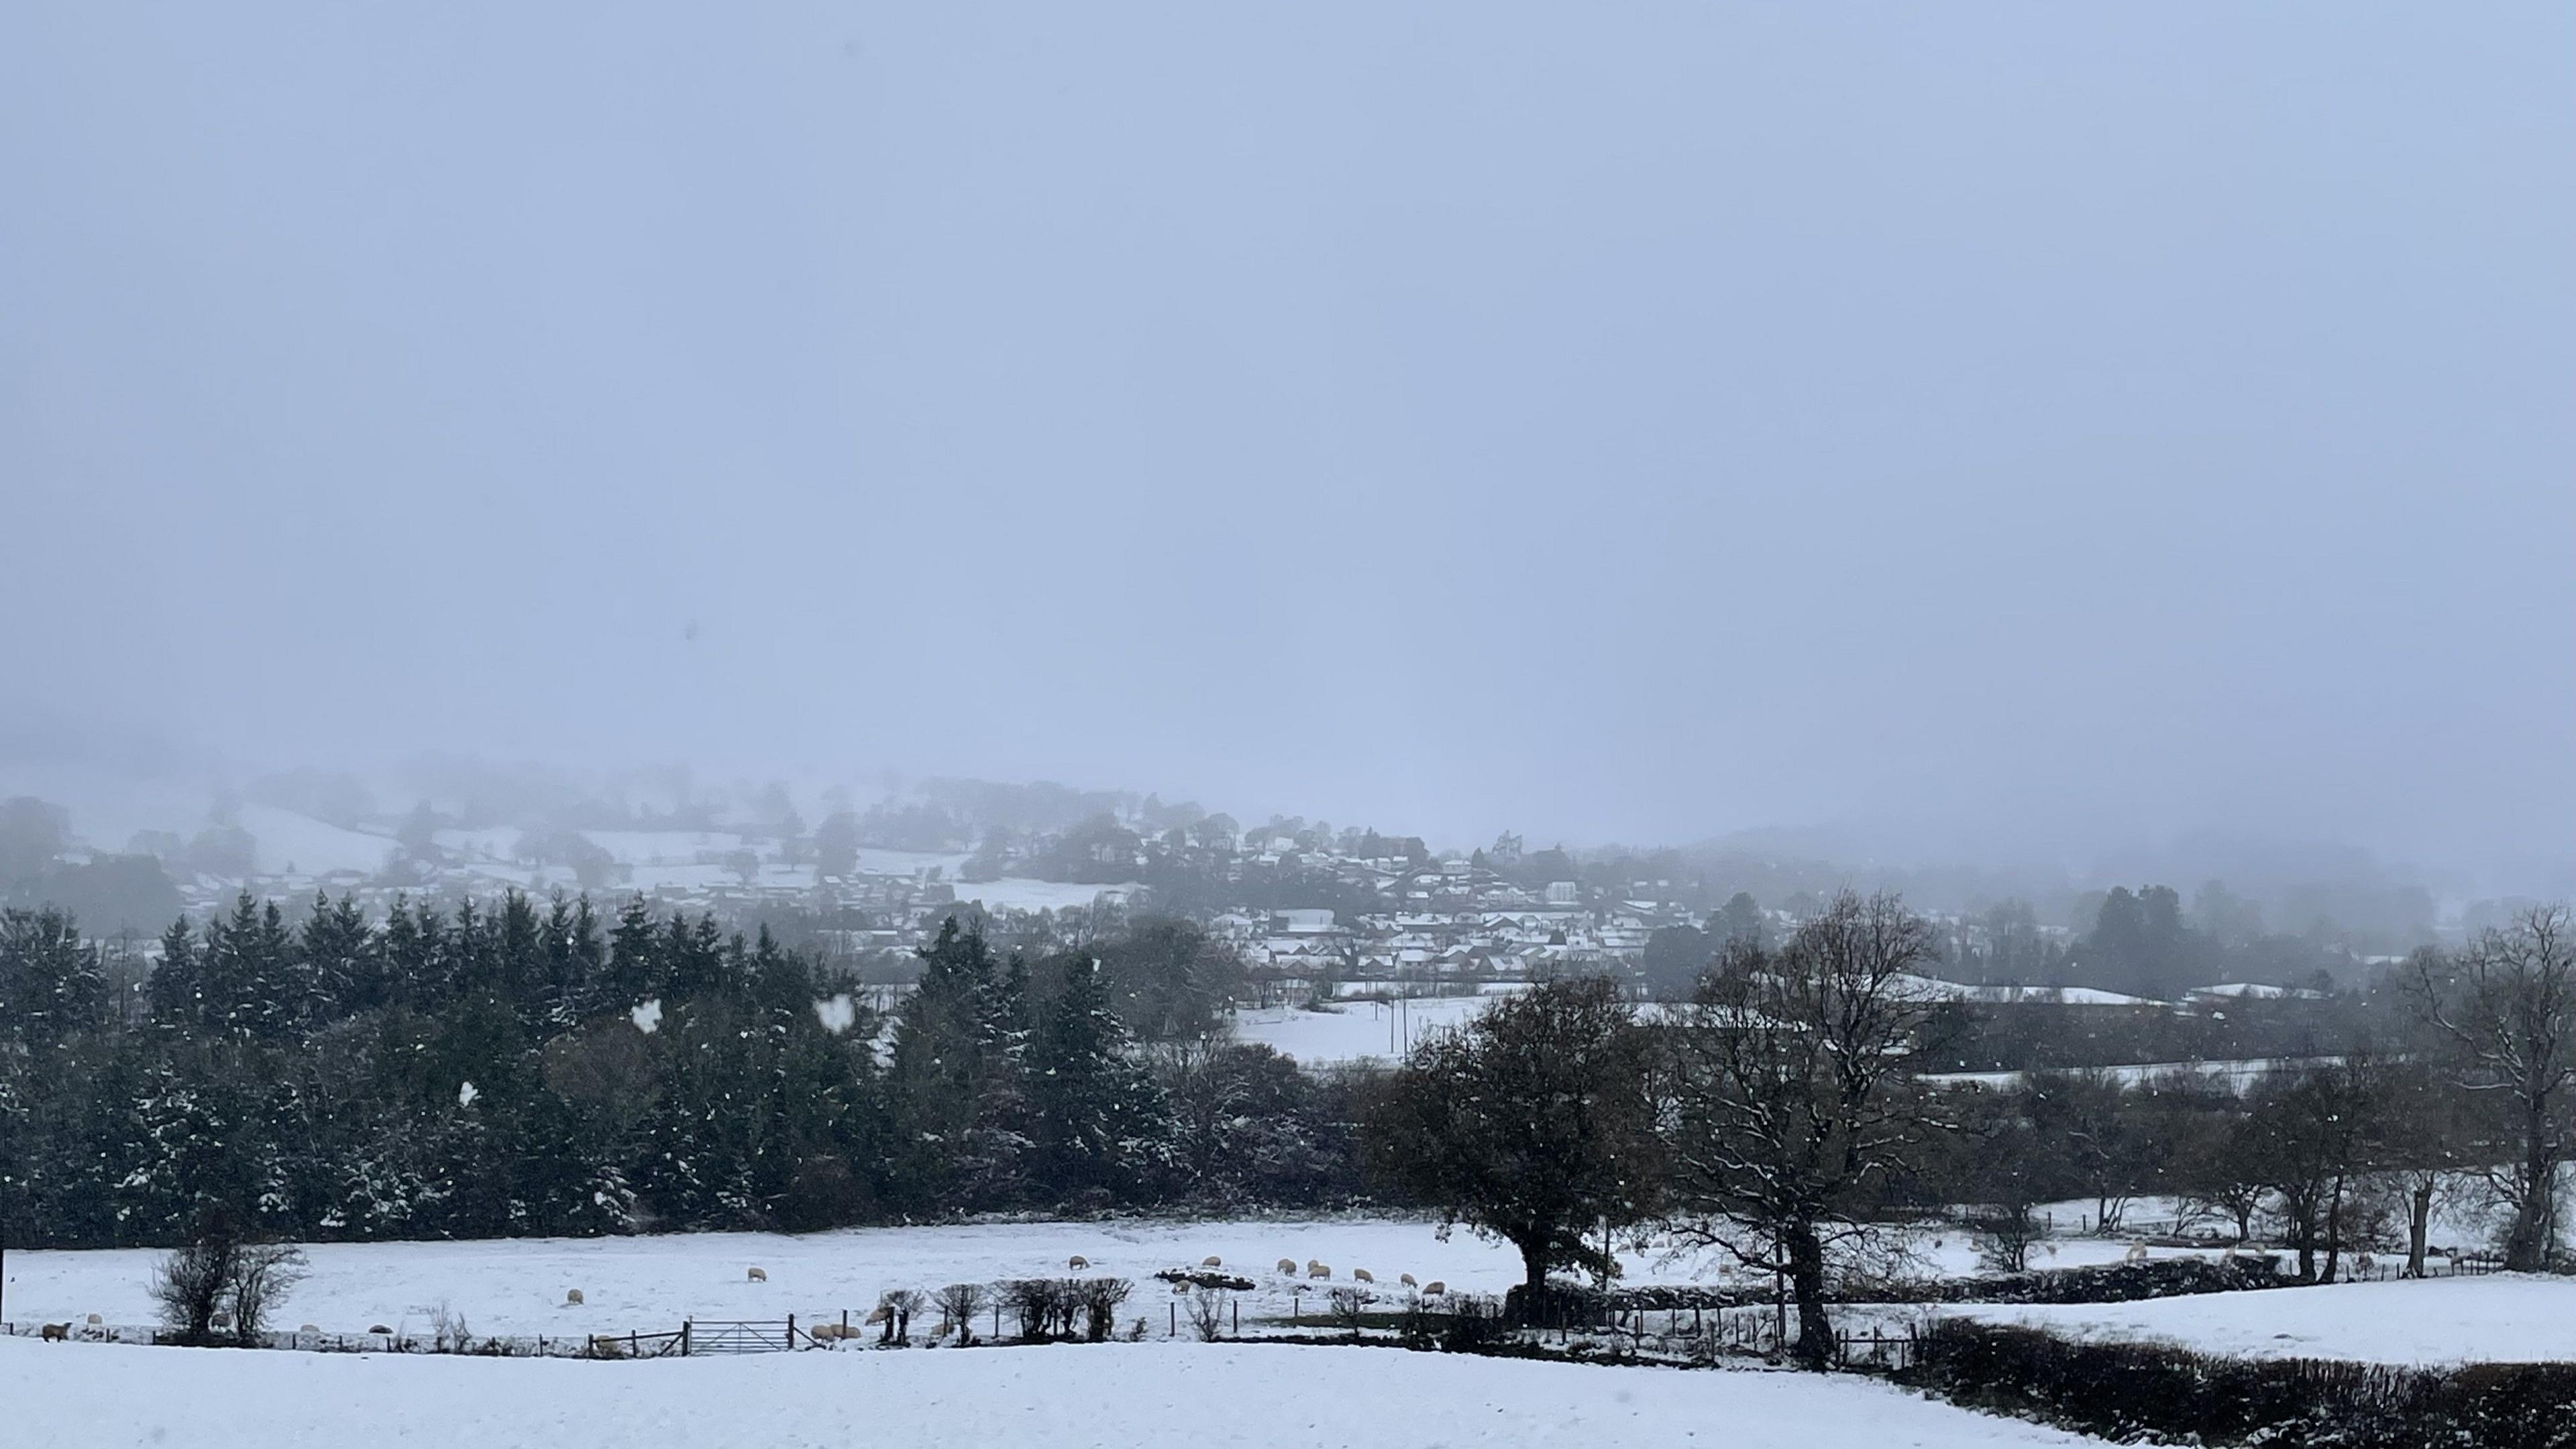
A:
1231,997,1495,1063
0,1217,2218,1342
1954,1274,2576,1364
0,1338,2106,1448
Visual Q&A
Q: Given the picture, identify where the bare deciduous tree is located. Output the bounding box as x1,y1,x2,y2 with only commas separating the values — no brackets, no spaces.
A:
227,1242,307,1346
2405,906,2576,1271
1182,1285,1228,1342
935,1282,989,1345
152,1234,241,1346
1664,889,1949,1368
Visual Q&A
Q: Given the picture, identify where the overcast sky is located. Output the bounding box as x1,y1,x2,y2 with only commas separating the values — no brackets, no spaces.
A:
4,5,2570,885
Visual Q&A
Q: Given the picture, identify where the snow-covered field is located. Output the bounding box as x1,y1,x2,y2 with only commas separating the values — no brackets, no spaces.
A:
1232,998,1496,1063
0,1338,2106,1448
1,1216,2220,1342
1955,1275,2576,1364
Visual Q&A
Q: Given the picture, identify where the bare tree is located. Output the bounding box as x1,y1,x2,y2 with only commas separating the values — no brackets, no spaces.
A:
877,1287,926,1345
152,1235,241,1346
1326,1285,1375,1339
2405,906,2576,1271
935,1282,989,1345
227,1243,307,1346
1664,889,1949,1368
1181,1285,1228,1342
1075,1277,1132,1342
1001,1279,1059,1341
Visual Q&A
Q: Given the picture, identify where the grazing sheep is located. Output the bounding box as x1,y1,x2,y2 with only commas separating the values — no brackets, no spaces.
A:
565,1289,584,1306
1067,1255,1089,1271
1399,1273,1417,1288
368,1325,393,1336
299,1324,319,1335
808,1322,843,1342
1422,1281,1446,1296
1307,1262,1331,1280
863,1305,890,1326
1352,1269,1375,1284
1201,1256,1223,1268
85,1313,103,1326
747,1267,768,1283
41,1324,69,1342
2123,1242,2149,1265
588,1334,627,1358
1276,1258,1298,1275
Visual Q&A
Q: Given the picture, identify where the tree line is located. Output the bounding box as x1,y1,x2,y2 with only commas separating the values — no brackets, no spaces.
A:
1360,894,2575,1369
0,894,1366,1252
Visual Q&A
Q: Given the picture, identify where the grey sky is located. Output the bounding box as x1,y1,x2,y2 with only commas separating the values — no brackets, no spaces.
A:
4,5,2569,885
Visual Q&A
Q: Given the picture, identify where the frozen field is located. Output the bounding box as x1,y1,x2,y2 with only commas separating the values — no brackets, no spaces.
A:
3,1216,2197,1342
0,1337,2106,1448
1955,1274,2576,1364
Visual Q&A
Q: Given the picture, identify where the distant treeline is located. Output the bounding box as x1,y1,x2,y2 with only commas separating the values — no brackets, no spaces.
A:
0,896,1368,1251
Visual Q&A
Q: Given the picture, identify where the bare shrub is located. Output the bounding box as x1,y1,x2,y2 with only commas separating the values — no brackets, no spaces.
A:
877,1288,926,1346
1077,1277,1133,1342
1183,1286,1228,1342
1002,1279,1059,1340
227,1243,307,1346
153,1236,241,1346
935,1282,989,1345
1328,1285,1375,1337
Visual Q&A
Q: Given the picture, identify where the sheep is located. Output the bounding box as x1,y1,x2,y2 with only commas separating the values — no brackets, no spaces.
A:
2123,1242,2149,1265
299,1324,319,1335
863,1305,890,1326
747,1267,769,1283
1422,1281,1446,1296
1276,1258,1298,1275
85,1313,103,1326
1399,1273,1417,1289
40,1324,70,1342
588,1334,627,1359
1307,1261,1331,1280
566,1289,584,1306
1352,1268,1375,1284
211,1310,233,1330
1201,1256,1224,1268
1067,1255,1089,1271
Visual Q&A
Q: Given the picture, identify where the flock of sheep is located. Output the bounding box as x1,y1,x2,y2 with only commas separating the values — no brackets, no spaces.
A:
29,1246,1454,1349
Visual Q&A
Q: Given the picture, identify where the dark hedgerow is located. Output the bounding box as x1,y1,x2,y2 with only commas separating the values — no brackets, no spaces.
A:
1896,1319,2576,1449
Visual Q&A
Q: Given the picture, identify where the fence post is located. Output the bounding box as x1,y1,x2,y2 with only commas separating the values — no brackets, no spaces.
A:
788,1313,797,1350
682,1320,691,1356
1169,1303,1176,1338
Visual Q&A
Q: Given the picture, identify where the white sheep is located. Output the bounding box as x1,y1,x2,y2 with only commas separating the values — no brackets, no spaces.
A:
1068,1255,1089,1270
1307,1261,1331,1280
1275,1258,1298,1275
1399,1273,1417,1289
1352,1268,1375,1284
85,1313,103,1326
864,1305,890,1326
566,1289,584,1305
299,1324,319,1334
2123,1242,2149,1265
1422,1281,1446,1296
747,1267,768,1283
1201,1256,1224,1269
